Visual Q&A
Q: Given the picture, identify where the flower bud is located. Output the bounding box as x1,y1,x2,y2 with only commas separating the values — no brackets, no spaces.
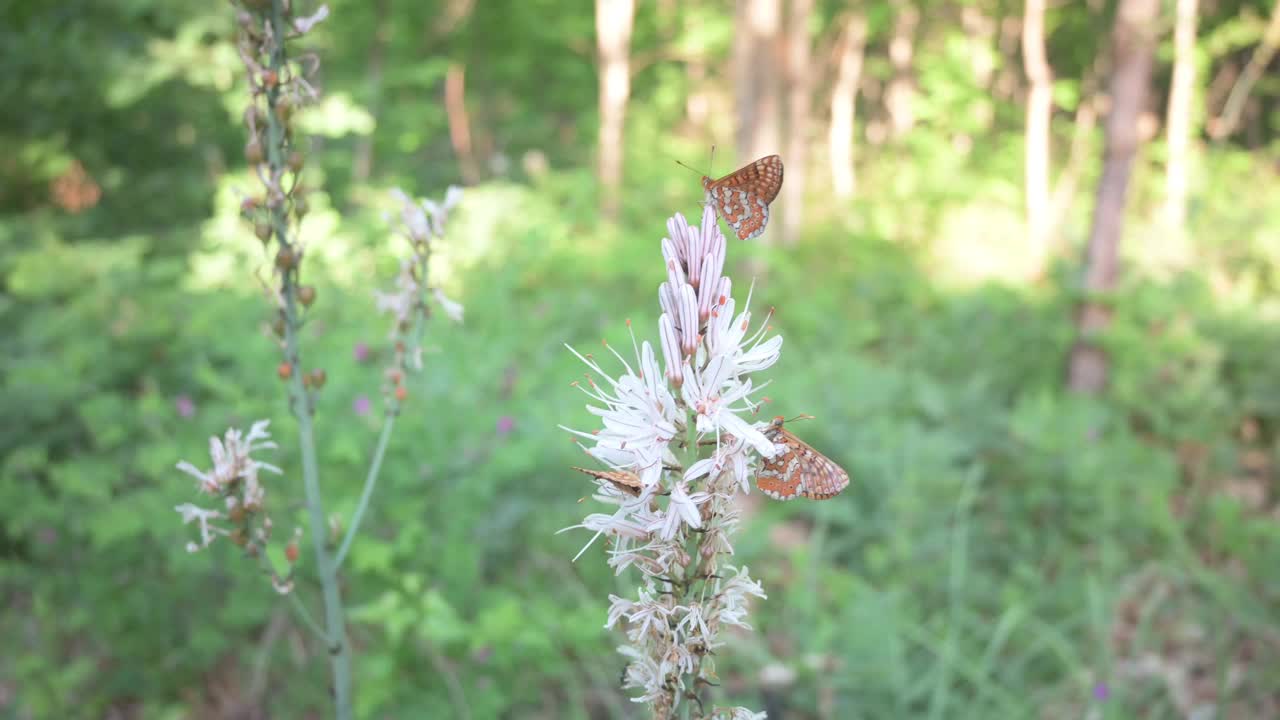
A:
275,246,298,271
245,139,264,164
298,285,316,307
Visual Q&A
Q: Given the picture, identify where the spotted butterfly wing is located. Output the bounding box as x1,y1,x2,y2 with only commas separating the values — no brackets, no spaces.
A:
702,155,784,241
572,466,643,497
756,416,849,501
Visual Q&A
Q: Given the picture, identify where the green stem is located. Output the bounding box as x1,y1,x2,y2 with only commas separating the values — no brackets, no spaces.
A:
263,2,353,717
334,233,430,571
334,414,395,570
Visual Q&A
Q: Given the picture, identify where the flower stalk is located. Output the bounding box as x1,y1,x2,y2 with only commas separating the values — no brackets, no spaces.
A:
563,205,778,719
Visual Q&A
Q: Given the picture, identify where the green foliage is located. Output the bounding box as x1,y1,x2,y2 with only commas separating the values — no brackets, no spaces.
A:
3,0,1280,717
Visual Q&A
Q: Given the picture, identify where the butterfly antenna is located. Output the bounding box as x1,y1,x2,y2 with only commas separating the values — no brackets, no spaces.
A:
708,144,716,177
786,413,817,424
673,158,704,177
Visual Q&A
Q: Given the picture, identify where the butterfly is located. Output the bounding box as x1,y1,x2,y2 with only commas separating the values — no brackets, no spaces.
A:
702,154,784,241
756,415,849,501
572,466,644,497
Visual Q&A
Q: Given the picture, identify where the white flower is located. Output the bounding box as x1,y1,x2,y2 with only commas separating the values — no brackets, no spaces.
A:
432,287,464,323
175,503,224,553
292,4,329,33
716,566,767,630
649,482,708,541
681,355,773,456
722,708,769,720
706,286,782,373
175,419,280,496
373,260,417,329
561,337,679,490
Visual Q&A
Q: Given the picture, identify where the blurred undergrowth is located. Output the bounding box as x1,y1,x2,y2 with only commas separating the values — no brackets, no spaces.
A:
3,0,1280,717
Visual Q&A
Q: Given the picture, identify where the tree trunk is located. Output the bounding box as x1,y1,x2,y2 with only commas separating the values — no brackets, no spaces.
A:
1164,0,1199,227
781,0,814,245
595,0,636,221
1067,0,1160,395
1023,0,1053,275
445,63,482,185
830,11,867,199
352,0,390,183
735,0,783,164
1210,0,1280,140
886,6,919,138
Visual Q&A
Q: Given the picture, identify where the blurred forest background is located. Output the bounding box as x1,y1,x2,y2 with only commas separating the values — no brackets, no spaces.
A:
3,0,1280,717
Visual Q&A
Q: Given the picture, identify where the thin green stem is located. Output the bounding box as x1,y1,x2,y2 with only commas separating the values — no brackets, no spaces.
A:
334,235,430,571
263,2,352,717
286,591,329,642
334,414,395,569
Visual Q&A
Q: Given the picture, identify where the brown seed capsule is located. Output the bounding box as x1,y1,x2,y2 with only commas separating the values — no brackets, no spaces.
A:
261,70,278,88
245,139,264,164
272,316,286,338
228,504,247,524
275,246,297,270
278,362,293,380
254,220,272,243
275,96,294,122
231,528,249,547
298,285,316,307
302,372,313,389
310,369,327,388
287,151,304,173
293,195,309,218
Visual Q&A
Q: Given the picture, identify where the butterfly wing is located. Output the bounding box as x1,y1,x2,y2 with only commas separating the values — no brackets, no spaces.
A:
703,155,784,241
572,466,643,497
756,420,850,501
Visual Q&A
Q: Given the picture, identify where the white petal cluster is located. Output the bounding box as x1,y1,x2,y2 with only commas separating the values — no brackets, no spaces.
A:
377,187,466,337
174,420,280,553
562,204,780,714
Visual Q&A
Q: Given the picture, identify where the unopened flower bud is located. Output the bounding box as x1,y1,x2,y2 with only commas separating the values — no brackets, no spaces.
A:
245,139,264,164
275,246,298,271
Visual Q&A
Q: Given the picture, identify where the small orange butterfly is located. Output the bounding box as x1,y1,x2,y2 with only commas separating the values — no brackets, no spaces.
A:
702,155,784,241
572,466,644,497
756,416,849,501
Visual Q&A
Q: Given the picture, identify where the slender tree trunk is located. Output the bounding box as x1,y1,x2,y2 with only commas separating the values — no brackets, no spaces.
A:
735,0,783,164
1048,88,1099,237
595,0,636,221
1023,0,1053,275
830,11,868,199
352,0,390,183
1068,0,1160,395
781,0,814,245
1164,0,1199,227
444,63,482,185
1210,0,1280,140
886,5,919,138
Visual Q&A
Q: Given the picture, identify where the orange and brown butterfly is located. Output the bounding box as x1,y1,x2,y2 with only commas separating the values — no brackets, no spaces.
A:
702,154,784,241
572,466,644,497
756,415,849,501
